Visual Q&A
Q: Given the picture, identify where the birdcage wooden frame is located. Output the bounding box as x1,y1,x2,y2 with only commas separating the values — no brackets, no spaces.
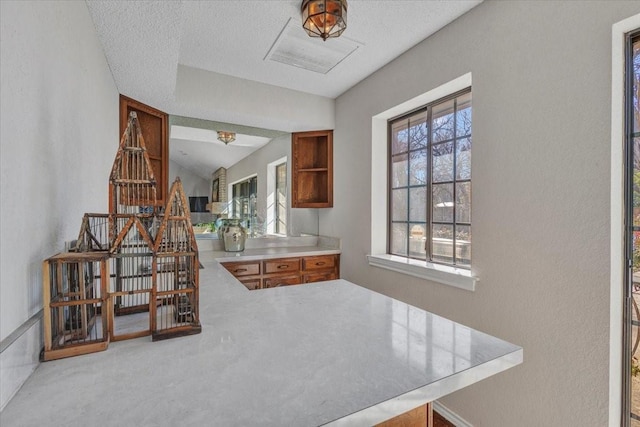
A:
42,252,110,361
108,216,156,340
76,213,110,252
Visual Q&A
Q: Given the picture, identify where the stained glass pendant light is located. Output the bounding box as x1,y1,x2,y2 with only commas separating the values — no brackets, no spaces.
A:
301,0,348,41
217,131,236,145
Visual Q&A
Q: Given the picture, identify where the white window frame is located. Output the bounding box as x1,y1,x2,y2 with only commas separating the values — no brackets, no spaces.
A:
368,73,477,291
266,156,287,236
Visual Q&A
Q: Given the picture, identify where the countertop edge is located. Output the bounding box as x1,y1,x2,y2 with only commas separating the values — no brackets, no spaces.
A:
324,348,524,426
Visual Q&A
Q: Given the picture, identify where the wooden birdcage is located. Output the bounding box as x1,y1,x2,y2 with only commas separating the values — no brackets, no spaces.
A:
41,112,201,361
42,252,109,361
152,178,201,340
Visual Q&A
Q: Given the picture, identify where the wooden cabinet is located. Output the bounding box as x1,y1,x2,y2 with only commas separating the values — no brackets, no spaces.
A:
222,254,339,290
291,130,333,208
263,257,301,289
302,254,338,283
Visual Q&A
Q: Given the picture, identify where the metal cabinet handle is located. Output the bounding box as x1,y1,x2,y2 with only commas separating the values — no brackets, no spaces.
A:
277,265,289,269
315,262,326,266
234,268,247,273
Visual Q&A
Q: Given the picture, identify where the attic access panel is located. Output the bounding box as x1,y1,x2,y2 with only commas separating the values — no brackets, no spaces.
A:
265,18,360,74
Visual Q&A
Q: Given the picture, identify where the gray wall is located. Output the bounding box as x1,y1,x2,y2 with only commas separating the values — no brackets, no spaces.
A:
0,0,118,409
227,134,319,236
320,1,640,425
169,159,210,199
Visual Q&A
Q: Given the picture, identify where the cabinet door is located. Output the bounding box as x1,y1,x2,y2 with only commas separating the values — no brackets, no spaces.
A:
222,261,261,277
240,278,261,291
264,258,301,275
263,275,301,288
116,95,168,208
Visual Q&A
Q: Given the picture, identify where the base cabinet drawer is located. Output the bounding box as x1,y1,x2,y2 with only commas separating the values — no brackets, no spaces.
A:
263,275,301,288
263,258,301,275
303,255,336,271
222,261,261,277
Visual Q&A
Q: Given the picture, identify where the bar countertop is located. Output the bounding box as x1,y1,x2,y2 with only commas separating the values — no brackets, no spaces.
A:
0,252,522,426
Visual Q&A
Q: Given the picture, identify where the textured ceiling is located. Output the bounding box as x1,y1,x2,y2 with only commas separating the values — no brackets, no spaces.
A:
86,0,482,176
87,0,481,103
86,1,183,111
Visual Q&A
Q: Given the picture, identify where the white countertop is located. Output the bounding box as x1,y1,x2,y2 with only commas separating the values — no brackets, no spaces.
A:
0,252,522,426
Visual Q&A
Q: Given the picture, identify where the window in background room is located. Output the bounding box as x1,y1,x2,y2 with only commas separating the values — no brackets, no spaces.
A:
232,176,257,231
388,89,471,267
275,162,287,235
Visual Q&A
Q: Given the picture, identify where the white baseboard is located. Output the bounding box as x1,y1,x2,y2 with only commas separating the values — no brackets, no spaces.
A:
434,401,473,427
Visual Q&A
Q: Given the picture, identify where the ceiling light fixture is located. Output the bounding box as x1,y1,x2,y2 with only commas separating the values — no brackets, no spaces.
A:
217,131,236,145
301,0,347,41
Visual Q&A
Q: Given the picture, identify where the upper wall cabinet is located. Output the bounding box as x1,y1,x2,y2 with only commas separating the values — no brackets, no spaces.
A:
291,130,333,208
117,95,169,207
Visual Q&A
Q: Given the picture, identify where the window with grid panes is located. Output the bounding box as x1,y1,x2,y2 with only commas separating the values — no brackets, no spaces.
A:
389,89,471,267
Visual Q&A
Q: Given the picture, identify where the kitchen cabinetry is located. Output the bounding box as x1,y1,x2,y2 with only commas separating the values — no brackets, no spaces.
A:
291,130,333,208
221,254,339,290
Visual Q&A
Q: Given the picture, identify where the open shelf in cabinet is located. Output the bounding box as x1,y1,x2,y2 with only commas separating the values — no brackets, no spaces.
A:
292,130,333,208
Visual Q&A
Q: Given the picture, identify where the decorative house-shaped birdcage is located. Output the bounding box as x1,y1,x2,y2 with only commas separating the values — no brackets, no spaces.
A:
42,111,201,360
152,178,201,340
